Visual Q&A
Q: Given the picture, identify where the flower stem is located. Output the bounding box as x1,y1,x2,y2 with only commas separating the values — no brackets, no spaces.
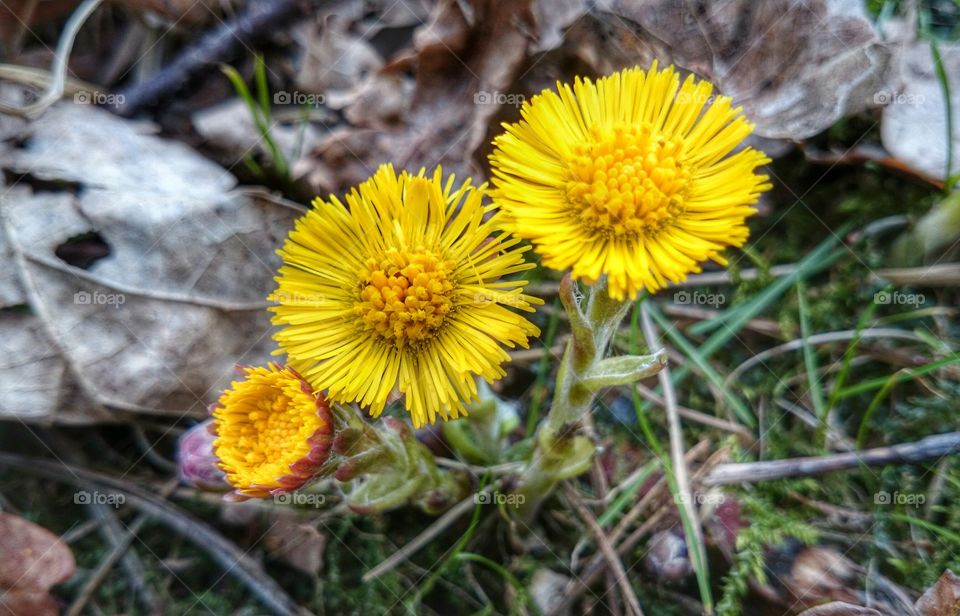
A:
515,276,664,522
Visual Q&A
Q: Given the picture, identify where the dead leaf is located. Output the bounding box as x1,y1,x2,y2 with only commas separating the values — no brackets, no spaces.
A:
0,103,300,423
263,516,326,576
881,41,960,181
191,97,329,176
797,603,882,616
296,15,385,99
0,512,75,616
915,570,960,616
301,0,536,194
588,0,891,139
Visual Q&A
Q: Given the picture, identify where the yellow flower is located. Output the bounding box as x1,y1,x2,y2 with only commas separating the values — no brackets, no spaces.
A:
212,364,333,499
490,63,772,300
270,164,541,428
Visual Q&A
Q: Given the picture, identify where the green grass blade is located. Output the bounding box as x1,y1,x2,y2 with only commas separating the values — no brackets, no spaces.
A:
796,282,827,443
647,304,756,428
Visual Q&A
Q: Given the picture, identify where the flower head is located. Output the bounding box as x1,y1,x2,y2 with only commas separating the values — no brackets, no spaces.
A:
490,63,772,300
211,364,333,499
270,164,541,428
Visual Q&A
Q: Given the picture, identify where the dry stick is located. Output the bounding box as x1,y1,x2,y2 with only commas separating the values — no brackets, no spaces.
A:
550,441,711,616
91,500,160,613
633,384,754,441
609,440,711,547
114,0,322,116
704,431,960,486
564,485,645,616
639,304,708,588
618,448,728,558
362,487,490,582
66,480,177,616
0,453,304,616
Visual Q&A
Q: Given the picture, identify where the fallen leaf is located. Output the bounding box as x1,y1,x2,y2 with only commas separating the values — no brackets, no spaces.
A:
797,603,882,616
915,570,960,616
301,0,536,194
588,0,891,140
263,516,326,576
0,512,75,616
0,103,300,423
296,15,385,99
881,41,960,181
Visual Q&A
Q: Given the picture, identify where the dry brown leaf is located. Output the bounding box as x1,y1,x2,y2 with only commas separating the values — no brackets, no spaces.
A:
590,0,891,140
0,103,300,423
915,570,960,616
0,512,75,616
263,516,326,577
296,15,385,100
301,0,536,195
881,41,960,181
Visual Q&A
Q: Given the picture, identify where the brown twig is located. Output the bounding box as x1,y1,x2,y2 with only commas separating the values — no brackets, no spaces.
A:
704,432,960,486
550,441,711,615
564,484,645,616
633,384,754,443
66,480,177,616
362,487,490,582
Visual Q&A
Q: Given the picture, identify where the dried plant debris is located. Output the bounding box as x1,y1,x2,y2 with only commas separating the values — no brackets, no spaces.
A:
0,103,300,423
590,0,891,139
279,0,897,199
915,570,960,616
0,512,76,616
299,0,537,194
881,41,960,181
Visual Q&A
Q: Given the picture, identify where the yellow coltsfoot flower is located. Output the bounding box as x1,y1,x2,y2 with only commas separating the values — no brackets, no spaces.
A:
211,364,333,499
490,63,772,300
270,164,541,428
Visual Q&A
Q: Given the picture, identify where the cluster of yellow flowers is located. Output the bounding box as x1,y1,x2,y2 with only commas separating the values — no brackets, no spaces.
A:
211,63,771,497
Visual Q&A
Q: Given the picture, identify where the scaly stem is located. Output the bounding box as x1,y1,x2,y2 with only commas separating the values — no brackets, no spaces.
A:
514,276,665,523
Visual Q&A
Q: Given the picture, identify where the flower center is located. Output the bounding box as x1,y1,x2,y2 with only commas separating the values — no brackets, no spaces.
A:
356,248,455,347
239,384,314,467
565,123,691,237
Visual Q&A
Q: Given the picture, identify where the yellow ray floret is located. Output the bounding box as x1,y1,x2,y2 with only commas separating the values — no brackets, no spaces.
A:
490,62,772,300
212,364,333,499
270,164,542,428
